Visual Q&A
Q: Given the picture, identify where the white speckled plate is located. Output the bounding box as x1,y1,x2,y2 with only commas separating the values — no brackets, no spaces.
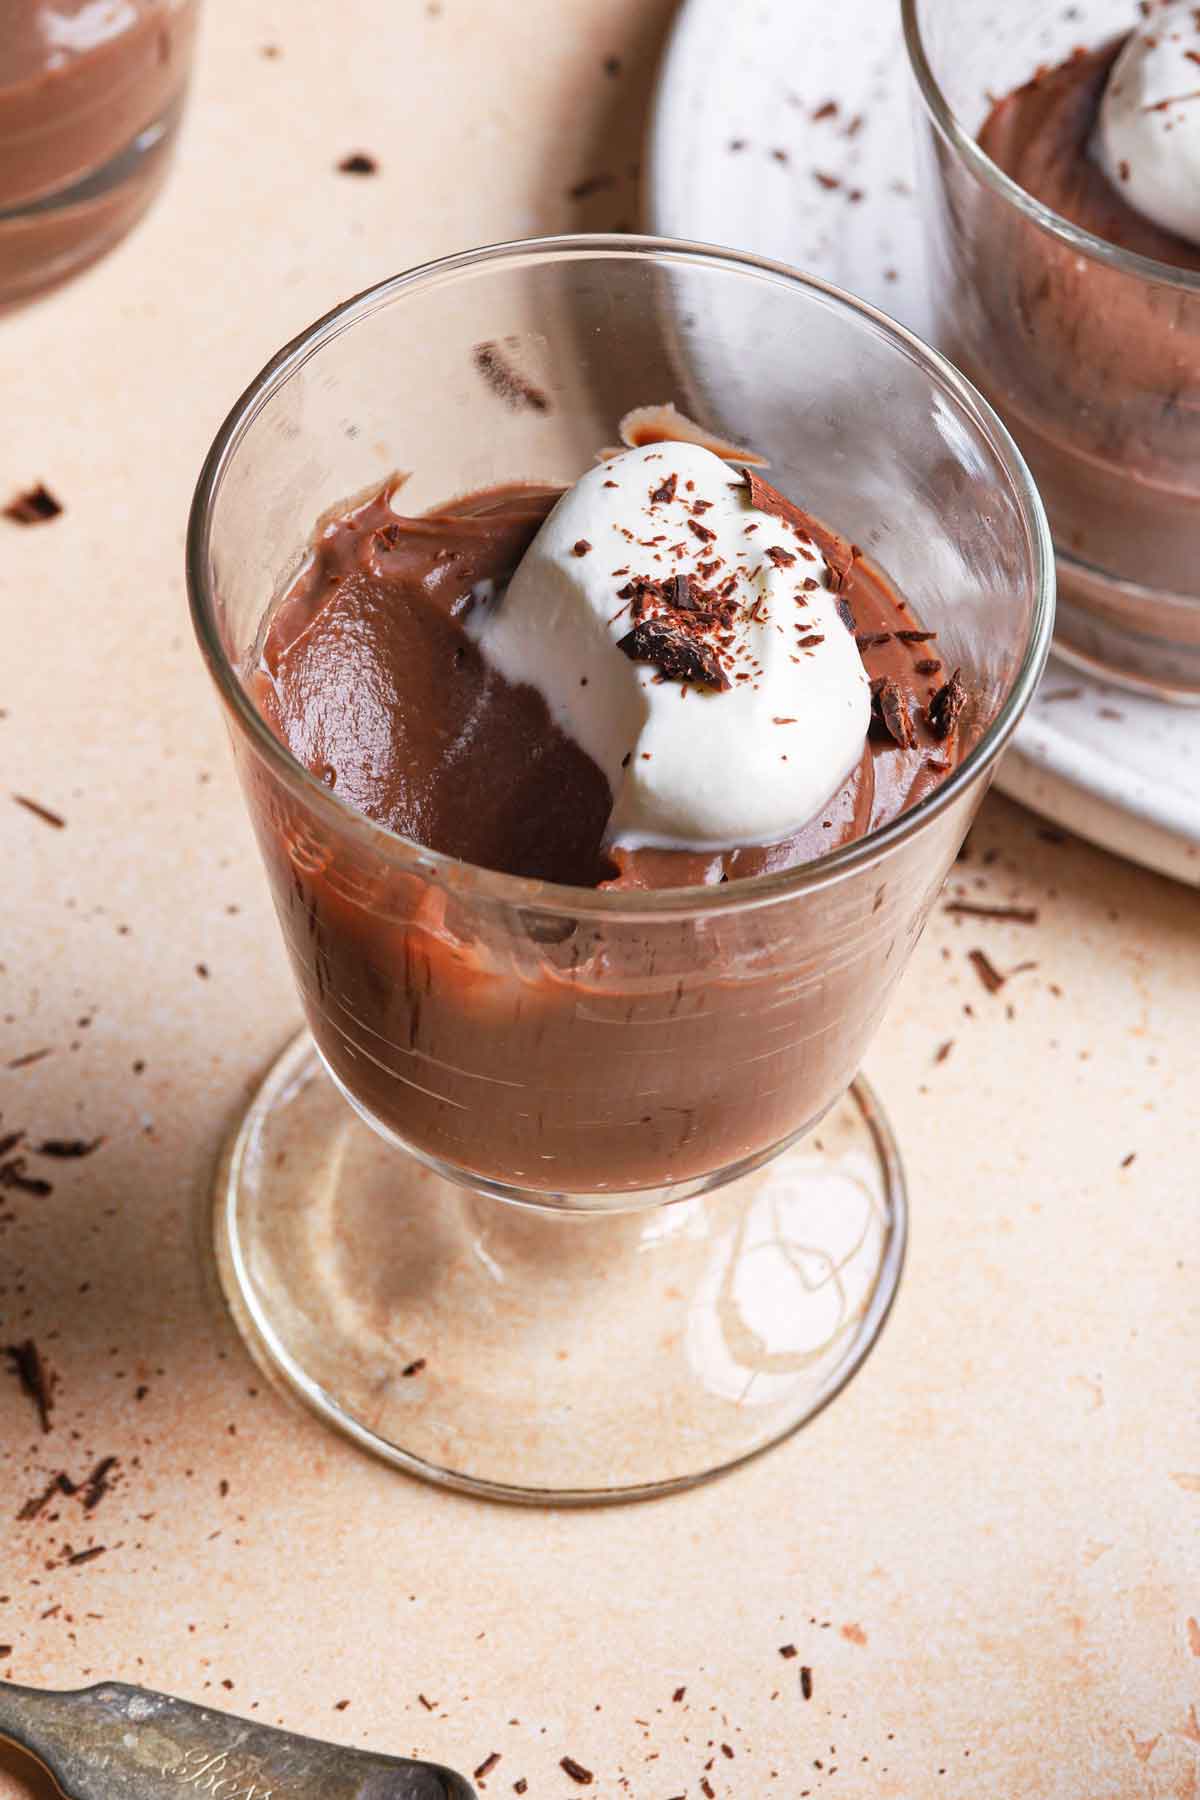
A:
647,0,1200,886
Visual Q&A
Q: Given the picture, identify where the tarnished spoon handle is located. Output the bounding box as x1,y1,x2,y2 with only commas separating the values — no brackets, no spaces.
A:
0,1682,474,1800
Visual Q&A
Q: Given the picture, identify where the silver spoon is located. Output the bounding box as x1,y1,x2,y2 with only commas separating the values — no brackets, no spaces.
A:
0,1680,475,1800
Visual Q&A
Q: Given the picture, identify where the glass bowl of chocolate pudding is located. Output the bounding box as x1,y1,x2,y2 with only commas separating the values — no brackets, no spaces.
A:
905,0,1200,701
0,0,199,308
188,236,1053,1502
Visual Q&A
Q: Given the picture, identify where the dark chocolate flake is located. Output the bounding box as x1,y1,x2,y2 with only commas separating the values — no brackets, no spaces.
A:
618,619,730,690
801,1666,814,1700
765,544,797,568
66,1545,106,1566
928,669,967,741
5,1339,54,1431
5,484,63,525
944,901,1038,924
337,152,378,175
873,678,917,749
687,517,717,544
650,473,678,504
474,1753,501,1782
36,1137,102,1159
559,1758,594,1786
0,1158,53,1197
779,1644,798,1659
13,794,66,829
967,948,1005,995
572,539,592,557
401,1358,426,1377
895,629,938,643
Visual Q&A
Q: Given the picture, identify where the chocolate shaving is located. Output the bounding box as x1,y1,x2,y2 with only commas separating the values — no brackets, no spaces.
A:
418,1694,436,1712
895,629,937,643
1121,1152,1137,1169
618,619,729,690
472,342,550,414
473,1753,501,1782
800,1667,814,1700
687,517,716,545
928,669,967,741
13,794,66,829
915,658,942,674
872,678,916,749
669,572,695,610
572,539,592,557
779,1644,798,1659
66,1545,106,1566
765,544,796,568
82,1456,118,1513
559,1759,594,1786
4,485,63,525
650,473,678,504
968,948,1005,994
813,99,838,120
740,467,855,589
934,1039,954,1064
17,1472,75,1521
856,631,891,649
35,1138,102,1159
7,1049,52,1070
5,1340,54,1430
673,1685,687,1701
0,1158,52,1197
337,152,378,175
944,902,1038,924
814,169,841,189
514,1784,528,1796
401,1358,426,1377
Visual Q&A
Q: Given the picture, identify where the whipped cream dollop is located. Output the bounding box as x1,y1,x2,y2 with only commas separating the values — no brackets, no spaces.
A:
468,442,871,853
1094,0,1200,247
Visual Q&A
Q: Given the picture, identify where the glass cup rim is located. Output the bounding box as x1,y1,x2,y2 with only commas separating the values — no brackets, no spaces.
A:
187,231,1055,923
901,0,1200,295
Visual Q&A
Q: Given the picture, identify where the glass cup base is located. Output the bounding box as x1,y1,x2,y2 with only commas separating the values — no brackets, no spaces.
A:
212,1030,908,1505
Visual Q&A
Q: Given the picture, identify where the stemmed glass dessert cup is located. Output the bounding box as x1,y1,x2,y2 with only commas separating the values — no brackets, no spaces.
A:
188,235,1053,1503
905,0,1200,701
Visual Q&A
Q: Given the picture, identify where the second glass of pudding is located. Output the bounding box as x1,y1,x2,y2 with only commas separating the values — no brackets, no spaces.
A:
905,0,1200,700
189,237,1053,1501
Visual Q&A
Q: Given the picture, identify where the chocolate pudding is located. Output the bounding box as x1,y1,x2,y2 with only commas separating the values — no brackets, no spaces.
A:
237,443,970,1194
0,0,198,305
956,20,1200,683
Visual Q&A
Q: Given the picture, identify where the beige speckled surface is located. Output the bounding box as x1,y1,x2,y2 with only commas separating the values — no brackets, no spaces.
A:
2,4,1199,1797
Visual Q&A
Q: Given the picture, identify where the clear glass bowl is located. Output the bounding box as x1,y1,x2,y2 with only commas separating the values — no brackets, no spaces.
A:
905,0,1200,701
188,235,1053,1500
0,0,199,307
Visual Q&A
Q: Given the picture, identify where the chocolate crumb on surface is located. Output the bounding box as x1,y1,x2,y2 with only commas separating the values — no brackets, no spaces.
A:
35,1137,102,1159
0,1158,53,1197
401,1357,426,1377
472,341,550,414
417,1694,436,1711
7,1048,53,1070
559,1757,594,1785
473,1752,501,1782
935,1039,954,1064
779,1644,798,1659
5,1339,54,1431
66,1545,106,1566
1121,1151,1137,1168
801,1666,814,1700
651,472,678,504
944,901,1038,924
82,1456,118,1512
813,99,839,120
572,539,592,557
513,1782,527,1795
673,1685,687,1701
813,169,841,189
337,152,378,175
334,1700,350,1712
968,948,1006,995
13,794,66,829
5,484,63,525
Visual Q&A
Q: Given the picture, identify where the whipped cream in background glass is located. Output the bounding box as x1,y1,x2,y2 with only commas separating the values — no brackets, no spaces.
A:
1094,0,1200,246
